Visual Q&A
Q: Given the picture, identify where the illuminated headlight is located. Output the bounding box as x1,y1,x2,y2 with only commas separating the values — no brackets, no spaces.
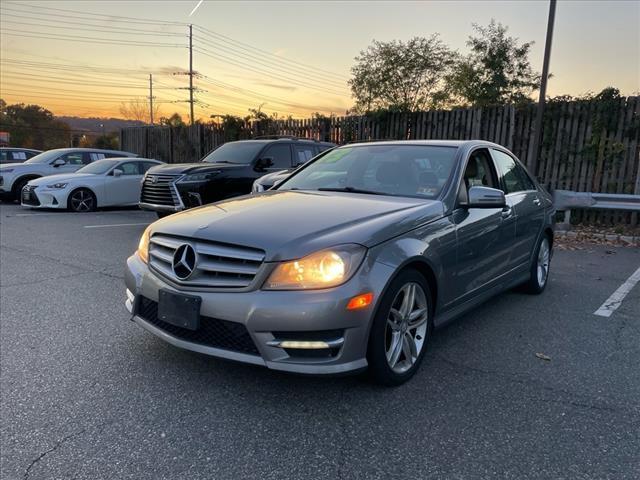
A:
264,244,366,290
178,172,219,183
137,225,151,263
46,182,68,189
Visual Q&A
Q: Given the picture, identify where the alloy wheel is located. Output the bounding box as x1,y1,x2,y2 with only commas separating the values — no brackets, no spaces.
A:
385,282,429,374
70,190,94,212
537,238,550,287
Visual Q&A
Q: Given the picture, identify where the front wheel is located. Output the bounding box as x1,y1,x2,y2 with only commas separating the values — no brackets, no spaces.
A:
367,269,434,386
67,188,97,212
521,235,551,294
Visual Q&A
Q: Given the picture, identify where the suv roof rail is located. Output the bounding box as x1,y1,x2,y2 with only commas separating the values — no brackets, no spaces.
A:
251,135,319,142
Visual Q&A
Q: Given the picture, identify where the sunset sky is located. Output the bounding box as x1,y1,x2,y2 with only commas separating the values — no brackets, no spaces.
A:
1,0,638,121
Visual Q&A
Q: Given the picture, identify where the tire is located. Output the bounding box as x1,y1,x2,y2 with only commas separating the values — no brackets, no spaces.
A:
521,234,551,294
67,188,97,212
367,269,434,386
11,178,32,202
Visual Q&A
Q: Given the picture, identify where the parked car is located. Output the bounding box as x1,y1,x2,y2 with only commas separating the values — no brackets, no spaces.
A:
125,140,555,385
21,158,162,212
140,137,335,217
0,147,42,164
0,148,136,201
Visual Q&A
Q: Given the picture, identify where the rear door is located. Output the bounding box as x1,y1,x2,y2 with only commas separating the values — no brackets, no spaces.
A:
451,148,517,304
490,149,545,269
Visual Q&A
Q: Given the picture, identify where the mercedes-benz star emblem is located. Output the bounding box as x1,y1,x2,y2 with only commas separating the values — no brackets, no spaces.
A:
172,244,196,280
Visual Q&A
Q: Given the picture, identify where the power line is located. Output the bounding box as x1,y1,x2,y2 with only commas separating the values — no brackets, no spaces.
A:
192,25,347,81
0,29,186,48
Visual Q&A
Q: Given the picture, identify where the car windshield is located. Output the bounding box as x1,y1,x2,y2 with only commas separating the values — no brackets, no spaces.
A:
201,142,266,164
76,159,120,175
278,144,458,198
24,150,66,164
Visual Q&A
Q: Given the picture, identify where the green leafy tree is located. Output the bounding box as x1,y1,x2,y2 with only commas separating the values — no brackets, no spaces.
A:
159,113,185,127
349,35,456,113
0,100,71,149
448,20,541,106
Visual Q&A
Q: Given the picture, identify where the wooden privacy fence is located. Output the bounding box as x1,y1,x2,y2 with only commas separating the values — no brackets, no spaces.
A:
121,96,640,225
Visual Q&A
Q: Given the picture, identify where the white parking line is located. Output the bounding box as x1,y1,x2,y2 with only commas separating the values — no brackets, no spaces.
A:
84,223,150,229
594,265,640,317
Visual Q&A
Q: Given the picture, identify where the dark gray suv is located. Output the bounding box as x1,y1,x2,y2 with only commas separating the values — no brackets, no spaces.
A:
125,140,554,385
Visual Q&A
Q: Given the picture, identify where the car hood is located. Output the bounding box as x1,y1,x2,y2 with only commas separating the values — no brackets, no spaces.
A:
29,173,96,186
152,190,444,261
148,162,245,175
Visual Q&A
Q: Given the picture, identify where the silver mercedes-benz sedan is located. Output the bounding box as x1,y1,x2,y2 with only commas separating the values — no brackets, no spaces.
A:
125,140,555,385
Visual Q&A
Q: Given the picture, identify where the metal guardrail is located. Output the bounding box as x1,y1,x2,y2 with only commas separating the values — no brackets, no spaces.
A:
553,190,640,225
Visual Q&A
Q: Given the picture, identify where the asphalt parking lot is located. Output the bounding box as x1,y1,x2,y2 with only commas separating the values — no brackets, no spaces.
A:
1,203,639,480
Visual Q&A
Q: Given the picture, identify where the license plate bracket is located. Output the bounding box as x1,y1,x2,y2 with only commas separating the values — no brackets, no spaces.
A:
158,289,201,330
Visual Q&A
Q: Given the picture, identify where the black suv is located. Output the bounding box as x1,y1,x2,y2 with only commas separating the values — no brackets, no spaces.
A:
140,137,335,216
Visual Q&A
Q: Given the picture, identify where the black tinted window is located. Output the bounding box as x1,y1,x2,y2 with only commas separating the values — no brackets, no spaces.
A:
491,149,534,194
262,144,292,169
61,152,85,165
119,162,140,175
140,162,157,173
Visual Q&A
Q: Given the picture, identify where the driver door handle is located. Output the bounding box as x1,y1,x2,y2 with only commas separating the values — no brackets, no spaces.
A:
533,198,541,206
501,206,513,218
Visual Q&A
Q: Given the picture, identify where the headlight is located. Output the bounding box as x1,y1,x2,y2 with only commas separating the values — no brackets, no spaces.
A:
137,226,151,263
46,182,68,189
264,244,366,290
178,172,219,183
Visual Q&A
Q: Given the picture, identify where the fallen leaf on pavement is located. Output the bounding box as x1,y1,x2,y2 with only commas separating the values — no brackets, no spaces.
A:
535,352,552,361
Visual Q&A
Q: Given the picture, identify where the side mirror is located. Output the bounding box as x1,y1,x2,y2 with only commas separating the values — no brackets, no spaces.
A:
113,168,123,177
52,158,66,167
255,157,274,171
466,186,506,208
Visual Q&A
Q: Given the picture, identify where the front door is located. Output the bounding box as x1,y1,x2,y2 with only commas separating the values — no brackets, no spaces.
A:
451,148,517,304
104,161,144,205
490,149,545,269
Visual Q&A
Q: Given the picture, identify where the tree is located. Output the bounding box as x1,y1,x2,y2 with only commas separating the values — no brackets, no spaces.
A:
0,99,71,149
159,112,185,127
448,20,541,107
348,35,456,113
119,97,159,124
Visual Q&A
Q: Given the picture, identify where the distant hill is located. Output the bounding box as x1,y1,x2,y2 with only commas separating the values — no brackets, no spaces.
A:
56,116,146,134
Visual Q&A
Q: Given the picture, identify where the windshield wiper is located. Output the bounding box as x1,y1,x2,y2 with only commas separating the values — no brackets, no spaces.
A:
317,186,387,196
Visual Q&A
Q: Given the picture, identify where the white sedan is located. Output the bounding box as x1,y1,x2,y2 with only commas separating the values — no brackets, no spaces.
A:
21,158,162,212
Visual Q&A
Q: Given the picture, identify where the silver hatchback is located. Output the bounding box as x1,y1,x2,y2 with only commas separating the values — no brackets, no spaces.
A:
125,140,554,385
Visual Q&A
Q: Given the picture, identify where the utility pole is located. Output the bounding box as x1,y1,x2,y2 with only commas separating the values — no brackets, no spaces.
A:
189,24,194,126
149,74,154,125
530,0,557,176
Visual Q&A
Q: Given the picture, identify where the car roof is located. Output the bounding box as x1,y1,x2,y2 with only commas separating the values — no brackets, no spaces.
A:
342,139,503,149
233,139,336,146
0,147,42,151
92,157,160,162
43,148,136,154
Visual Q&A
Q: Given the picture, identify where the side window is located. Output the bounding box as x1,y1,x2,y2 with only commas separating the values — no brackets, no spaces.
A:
118,162,140,175
60,152,85,166
458,149,498,205
88,152,107,163
12,151,27,161
293,145,315,166
140,162,157,174
491,149,533,194
262,144,292,169
0,151,7,162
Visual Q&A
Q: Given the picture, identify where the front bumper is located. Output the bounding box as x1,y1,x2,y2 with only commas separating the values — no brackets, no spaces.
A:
20,186,67,209
124,253,394,375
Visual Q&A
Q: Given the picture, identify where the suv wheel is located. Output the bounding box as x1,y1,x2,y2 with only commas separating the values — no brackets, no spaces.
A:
367,269,433,386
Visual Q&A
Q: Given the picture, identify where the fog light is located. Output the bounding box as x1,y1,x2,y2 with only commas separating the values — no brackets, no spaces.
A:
279,340,330,349
347,292,374,310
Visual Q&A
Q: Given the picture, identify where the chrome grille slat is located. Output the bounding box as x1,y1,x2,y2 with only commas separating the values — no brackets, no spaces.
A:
149,234,265,288
141,174,180,207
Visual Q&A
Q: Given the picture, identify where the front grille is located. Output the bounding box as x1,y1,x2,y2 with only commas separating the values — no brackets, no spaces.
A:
149,234,265,288
21,185,40,206
141,174,181,207
137,296,259,355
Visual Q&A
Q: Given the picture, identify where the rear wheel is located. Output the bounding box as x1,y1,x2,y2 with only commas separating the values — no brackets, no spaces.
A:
521,235,551,294
367,269,433,386
67,188,96,212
